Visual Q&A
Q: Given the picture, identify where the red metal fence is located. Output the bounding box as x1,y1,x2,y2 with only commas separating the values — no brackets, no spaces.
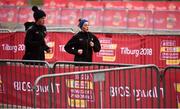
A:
0,60,179,108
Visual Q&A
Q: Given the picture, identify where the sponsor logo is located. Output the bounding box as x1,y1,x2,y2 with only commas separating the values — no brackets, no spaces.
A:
110,86,164,101
45,42,55,59
0,75,5,93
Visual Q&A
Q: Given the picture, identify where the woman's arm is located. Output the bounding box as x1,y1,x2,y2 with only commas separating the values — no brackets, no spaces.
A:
92,34,101,52
64,35,79,55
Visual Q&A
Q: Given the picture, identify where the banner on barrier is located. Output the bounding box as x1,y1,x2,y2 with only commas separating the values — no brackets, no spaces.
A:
0,33,179,67
0,65,180,108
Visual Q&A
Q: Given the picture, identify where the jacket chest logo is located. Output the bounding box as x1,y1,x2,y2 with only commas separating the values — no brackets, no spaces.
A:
79,38,83,41
35,31,39,34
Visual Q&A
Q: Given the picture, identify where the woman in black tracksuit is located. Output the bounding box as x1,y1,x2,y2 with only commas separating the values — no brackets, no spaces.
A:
64,19,101,62
23,23,50,60
23,6,50,61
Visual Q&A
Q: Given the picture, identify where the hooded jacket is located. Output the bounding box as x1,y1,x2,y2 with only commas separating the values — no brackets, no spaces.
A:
64,31,101,62
23,23,49,61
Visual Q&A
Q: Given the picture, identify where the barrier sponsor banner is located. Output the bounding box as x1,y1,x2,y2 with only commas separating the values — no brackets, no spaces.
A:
0,32,25,59
66,74,94,107
0,33,179,67
160,38,180,65
164,68,180,108
0,65,50,107
1,65,180,108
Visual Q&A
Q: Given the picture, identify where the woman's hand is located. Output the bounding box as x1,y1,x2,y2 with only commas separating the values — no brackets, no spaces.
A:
78,49,83,55
46,48,51,53
90,41,94,47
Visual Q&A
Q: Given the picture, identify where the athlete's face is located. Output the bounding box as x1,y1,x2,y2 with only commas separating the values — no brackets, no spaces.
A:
82,22,89,32
36,17,46,26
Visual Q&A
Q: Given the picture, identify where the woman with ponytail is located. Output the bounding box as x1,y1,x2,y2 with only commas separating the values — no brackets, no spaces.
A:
23,6,50,61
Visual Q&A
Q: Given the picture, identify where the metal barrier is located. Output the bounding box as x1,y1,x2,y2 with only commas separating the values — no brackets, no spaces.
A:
0,59,179,108
0,29,11,33
33,64,161,108
0,59,51,108
161,66,180,108
53,61,134,73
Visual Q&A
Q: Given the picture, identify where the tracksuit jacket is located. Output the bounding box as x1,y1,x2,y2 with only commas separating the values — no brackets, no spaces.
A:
23,24,49,61
64,31,101,62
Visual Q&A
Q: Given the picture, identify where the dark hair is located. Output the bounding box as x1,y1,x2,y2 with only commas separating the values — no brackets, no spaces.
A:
32,6,46,21
32,6,39,12
79,18,82,22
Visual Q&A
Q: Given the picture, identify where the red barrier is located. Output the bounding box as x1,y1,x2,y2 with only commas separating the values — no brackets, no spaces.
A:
163,67,180,108
0,32,179,68
0,65,49,108
1,65,179,108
